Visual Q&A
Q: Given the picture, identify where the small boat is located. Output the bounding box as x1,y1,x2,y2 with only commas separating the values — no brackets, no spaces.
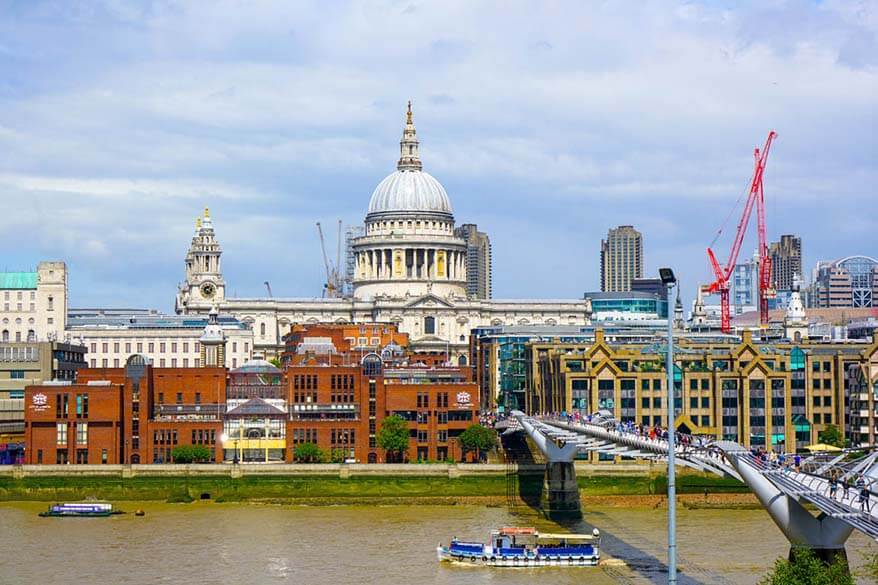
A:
39,502,121,517
437,526,600,567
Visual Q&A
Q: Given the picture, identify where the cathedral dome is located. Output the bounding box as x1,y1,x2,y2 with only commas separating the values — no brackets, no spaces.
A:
366,102,453,221
368,170,452,217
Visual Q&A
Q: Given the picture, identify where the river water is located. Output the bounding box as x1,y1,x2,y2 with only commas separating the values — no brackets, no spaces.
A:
1,502,874,584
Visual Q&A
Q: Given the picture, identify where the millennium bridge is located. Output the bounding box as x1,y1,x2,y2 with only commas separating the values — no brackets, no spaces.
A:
506,410,878,561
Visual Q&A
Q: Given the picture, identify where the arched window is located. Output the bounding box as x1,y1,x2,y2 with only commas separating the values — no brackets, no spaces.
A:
27,330,36,342
15,331,21,342
260,322,266,336
458,355,468,366
47,296,54,310
362,353,382,377
1,330,8,342
424,316,436,335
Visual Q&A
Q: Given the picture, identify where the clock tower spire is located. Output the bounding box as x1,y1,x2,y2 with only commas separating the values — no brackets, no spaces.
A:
176,207,226,314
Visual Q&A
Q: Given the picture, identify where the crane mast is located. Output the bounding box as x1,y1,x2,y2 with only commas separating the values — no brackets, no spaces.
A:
316,221,344,298
704,131,777,333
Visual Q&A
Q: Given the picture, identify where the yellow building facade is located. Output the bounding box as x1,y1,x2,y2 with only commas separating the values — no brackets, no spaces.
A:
525,329,878,451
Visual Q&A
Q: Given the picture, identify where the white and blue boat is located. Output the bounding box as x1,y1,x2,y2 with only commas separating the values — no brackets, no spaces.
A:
39,502,118,517
437,527,600,567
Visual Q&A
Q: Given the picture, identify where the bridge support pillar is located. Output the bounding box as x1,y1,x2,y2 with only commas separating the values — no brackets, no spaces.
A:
541,461,581,520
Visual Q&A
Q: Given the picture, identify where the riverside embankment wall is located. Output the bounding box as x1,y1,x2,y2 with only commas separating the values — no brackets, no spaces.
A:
0,462,748,503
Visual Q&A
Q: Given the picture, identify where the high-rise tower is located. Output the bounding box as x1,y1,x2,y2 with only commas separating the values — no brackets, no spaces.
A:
454,224,492,299
600,226,643,292
769,234,802,292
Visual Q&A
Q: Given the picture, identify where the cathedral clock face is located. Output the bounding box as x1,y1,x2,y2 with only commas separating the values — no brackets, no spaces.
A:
200,281,217,299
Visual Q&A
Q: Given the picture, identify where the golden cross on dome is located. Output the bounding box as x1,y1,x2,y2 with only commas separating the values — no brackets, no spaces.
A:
406,100,413,124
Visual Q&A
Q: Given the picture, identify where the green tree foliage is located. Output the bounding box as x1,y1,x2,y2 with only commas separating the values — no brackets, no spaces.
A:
759,548,852,585
458,424,496,460
817,424,845,448
293,442,324,463
377,415,410,462
171,444,213,463
269,357,283,369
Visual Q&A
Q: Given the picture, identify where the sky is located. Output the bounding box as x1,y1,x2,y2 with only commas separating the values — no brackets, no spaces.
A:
0,0,875,312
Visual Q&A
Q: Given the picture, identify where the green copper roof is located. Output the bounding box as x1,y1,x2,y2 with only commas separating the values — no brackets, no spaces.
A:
0,272,38,289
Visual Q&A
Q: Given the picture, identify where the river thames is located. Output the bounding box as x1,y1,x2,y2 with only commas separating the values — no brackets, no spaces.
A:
1,502,874,584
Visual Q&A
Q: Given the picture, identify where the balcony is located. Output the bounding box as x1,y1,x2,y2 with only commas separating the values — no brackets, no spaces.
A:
290,403,359,421
153,404,224,421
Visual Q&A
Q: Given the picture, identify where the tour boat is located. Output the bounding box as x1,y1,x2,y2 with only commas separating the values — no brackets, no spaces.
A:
39,502,119,517
437,527,600,567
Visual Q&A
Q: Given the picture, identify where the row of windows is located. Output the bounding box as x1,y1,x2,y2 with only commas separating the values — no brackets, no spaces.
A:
55,393,89,419
56,422,88,445
91,357,203,368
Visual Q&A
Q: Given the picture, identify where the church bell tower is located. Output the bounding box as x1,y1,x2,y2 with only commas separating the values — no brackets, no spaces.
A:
176,207,226,314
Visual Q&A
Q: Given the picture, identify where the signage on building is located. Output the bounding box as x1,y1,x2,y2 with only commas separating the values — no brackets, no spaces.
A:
456,391,471,407
30,392,49,412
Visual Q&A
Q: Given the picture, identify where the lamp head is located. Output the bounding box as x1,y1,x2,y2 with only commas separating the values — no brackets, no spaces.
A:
659,267,676,285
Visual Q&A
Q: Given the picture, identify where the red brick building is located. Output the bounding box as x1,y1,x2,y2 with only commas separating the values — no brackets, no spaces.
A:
24,324,480,464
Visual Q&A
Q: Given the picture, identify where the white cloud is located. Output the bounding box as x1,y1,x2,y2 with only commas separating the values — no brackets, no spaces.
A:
0,0,874,308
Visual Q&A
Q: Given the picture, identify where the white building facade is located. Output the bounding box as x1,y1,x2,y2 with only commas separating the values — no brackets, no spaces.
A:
0,262,67,344
176,104,592,360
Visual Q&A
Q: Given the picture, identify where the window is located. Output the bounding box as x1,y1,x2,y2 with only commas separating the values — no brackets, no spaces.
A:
56,422,67,445
195,392,201,405
125,342,131,353
176,392,183,404
76,422,88,445
148,343,155,353
260,323,266,336
10,370,24,379
103,343,108,353
160,343,166,353
424,316,436,335
114,342,120,353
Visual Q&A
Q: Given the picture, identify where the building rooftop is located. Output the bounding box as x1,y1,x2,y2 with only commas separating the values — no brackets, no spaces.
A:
67,308,250,330
0,272,37,290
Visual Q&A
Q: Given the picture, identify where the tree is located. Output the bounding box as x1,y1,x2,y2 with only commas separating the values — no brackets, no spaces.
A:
759,548,852,585
171,444,213,463
377,415,410,462
818,424,845,449
269,357,283,369
458,424,496,462
293,442,324,463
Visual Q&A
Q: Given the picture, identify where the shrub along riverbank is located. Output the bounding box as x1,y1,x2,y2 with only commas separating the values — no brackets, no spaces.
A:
0,472,749,504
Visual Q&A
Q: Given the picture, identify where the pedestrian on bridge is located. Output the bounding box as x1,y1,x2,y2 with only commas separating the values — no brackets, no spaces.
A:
859,485,871,513
842,477,851,502
794,454,801,473
829,475,838,500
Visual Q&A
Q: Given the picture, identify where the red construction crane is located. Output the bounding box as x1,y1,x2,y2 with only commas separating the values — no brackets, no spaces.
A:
704,131,777,333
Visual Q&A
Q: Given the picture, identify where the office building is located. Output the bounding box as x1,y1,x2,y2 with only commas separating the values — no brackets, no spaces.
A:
600,226,643,292
454,223,492,299
812,256,878,308
0,340,86,462
516,329,878,452
769,235,802,292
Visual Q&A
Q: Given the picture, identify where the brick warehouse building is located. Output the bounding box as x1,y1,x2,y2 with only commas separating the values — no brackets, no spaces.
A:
24,323,480,464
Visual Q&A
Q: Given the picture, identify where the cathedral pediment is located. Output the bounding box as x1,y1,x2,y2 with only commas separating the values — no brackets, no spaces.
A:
404,294,456,309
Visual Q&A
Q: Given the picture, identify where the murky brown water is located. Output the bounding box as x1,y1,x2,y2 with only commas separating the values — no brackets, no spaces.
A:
1,502,874,584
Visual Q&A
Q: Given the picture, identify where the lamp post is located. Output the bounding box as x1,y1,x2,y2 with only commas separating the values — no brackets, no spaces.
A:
659,267,677,585
220,432,240,465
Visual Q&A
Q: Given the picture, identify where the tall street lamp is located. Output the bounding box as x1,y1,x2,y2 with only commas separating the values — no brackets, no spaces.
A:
659,267,678,585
